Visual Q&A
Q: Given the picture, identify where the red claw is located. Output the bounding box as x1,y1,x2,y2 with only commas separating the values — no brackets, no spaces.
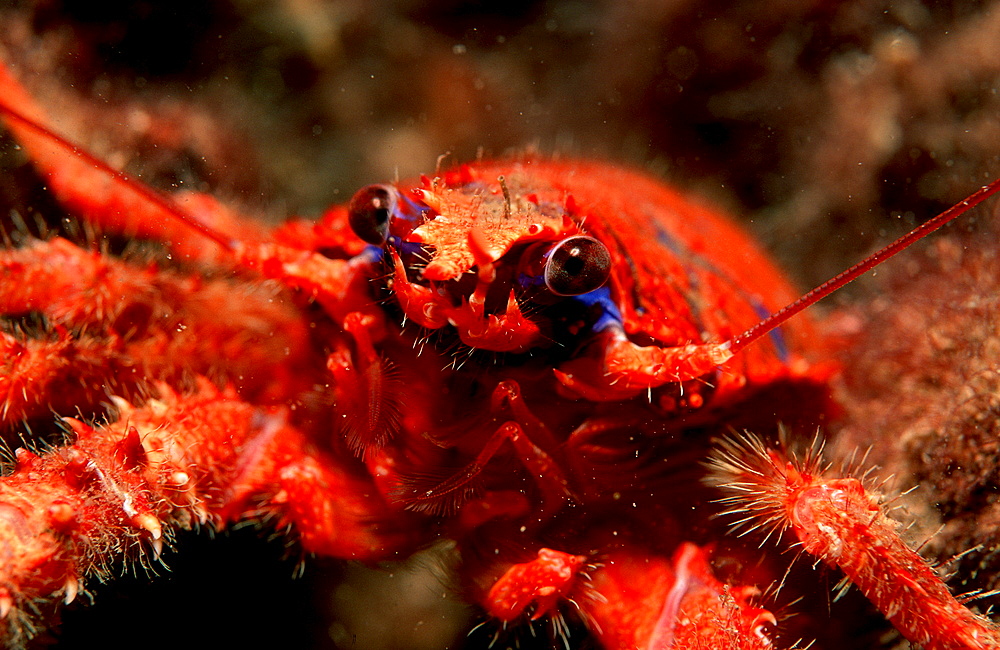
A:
487,548,588,621
554,328,734,401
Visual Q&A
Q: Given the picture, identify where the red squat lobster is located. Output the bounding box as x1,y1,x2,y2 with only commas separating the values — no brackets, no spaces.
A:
0,51,998,649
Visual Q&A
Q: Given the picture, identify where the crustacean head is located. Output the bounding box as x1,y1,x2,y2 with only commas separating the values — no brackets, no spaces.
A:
346,167,612,353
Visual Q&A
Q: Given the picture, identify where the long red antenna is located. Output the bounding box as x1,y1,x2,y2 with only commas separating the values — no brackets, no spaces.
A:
0,101,235,251
729,178,1000,355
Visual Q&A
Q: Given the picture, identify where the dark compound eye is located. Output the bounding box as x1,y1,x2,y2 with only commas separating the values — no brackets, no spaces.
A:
544,236,612,296
348,184,397,245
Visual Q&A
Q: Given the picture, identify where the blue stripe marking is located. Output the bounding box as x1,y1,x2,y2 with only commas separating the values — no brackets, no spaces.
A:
752,301,789,362
396,193,430,225
656,217,792,366
387,236,426,257
569,286,623,333
360,245,384,263
516,272,546,289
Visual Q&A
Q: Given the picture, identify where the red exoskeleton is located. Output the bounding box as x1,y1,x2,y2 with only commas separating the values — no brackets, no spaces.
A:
1,23,999,650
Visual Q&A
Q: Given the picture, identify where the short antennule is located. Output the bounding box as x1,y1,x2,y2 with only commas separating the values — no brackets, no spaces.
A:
730,177,1000,355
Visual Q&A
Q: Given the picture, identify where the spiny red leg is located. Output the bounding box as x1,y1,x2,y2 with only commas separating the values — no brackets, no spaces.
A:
0,238,321,406
0,381,412,646
0,238,158,325
709,433,1000,650
0,328,133,426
